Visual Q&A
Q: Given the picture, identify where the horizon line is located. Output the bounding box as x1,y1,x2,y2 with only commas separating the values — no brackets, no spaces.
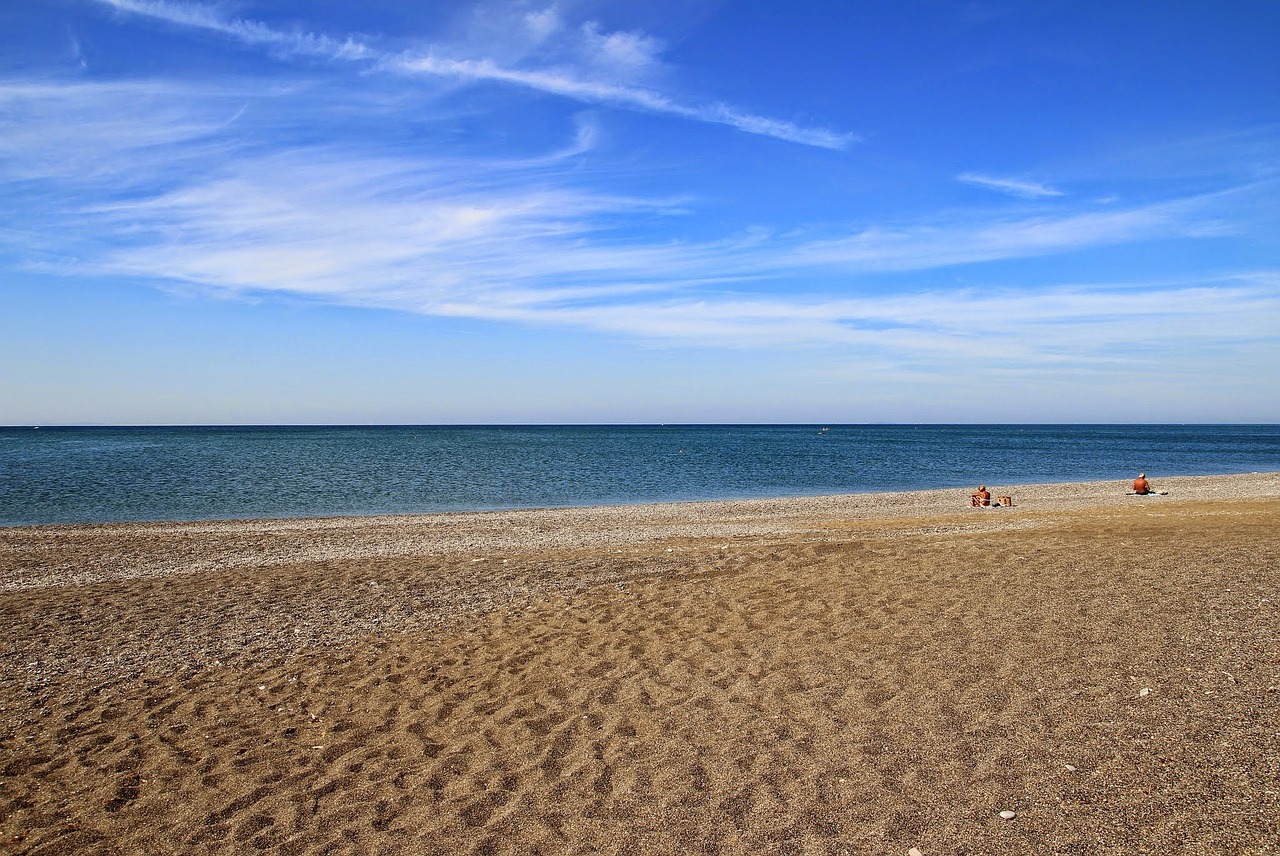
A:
6,422,1278,429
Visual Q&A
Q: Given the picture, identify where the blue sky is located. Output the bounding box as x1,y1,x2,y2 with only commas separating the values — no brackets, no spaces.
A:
2,0,1278,424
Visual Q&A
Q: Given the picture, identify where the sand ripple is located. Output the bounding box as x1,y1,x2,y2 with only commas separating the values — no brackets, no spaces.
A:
2,474,1278,853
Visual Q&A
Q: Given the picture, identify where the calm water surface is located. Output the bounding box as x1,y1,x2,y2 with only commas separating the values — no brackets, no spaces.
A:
2,424,1278,526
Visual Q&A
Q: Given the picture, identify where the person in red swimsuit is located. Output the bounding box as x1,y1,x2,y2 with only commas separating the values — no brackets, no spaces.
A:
1132,473,1152,495
970,485,991,507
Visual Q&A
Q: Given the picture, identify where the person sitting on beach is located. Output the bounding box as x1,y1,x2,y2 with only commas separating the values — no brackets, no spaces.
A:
971,485,991,507
1132,473,1152,495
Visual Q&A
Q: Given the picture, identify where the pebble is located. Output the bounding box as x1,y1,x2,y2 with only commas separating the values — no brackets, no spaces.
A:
12,473,1276,683
998,810,1017,820
1138,687,1152,697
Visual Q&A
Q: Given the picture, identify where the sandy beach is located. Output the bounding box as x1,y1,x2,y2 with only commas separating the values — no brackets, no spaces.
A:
2,473,1278,854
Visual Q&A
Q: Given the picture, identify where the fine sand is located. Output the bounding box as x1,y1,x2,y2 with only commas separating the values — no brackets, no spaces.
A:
2,474,1278,854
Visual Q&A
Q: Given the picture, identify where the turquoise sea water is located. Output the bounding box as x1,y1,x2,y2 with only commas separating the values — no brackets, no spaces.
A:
1,424,1278,526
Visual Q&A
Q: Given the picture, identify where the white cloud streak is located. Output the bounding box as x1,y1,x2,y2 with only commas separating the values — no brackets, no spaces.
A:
1,3,1270,424
99,0,371,60
5,77,1261,363
957,172,1065,198
93,0,854,149
390,54,854,149
66,150,1267,362
508,278,1280,360
5,34,1272,388
786,203,1189,272
0,80,243,184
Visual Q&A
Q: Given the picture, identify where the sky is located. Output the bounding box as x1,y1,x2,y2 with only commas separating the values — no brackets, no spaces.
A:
2,1,1278,425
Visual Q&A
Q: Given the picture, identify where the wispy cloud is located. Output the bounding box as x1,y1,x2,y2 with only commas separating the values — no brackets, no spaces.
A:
65,157,1264,359
957,171,1065,198
412,273,1280,371
5,75,1255,357
7,3,1273,385
99,0,372,60
93,0,853,149
390,53,853,149
0,80,244,183
389,54,852,149
785,201,1197,272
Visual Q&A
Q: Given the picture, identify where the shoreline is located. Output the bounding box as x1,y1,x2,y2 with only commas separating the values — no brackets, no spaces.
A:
6,468,1280,528
3,471,1278,852
5,463,1279,530
4,472,1279,591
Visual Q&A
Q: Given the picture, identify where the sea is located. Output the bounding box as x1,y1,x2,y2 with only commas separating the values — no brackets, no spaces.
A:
2,424,1278,527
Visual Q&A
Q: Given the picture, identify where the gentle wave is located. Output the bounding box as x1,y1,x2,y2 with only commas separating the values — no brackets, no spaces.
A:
2,424,1278,526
